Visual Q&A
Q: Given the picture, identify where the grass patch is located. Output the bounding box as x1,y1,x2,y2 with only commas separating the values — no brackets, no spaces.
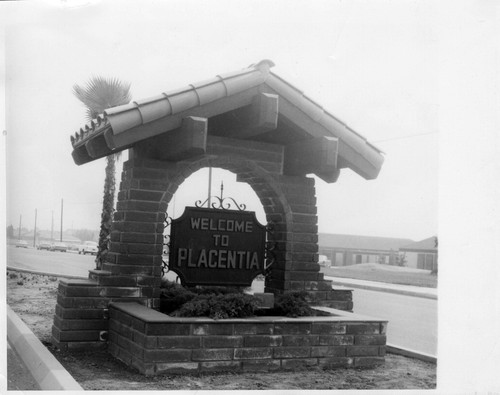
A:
321,264,437,288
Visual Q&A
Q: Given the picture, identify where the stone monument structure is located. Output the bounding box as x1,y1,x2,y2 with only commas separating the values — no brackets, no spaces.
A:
52,60,384,355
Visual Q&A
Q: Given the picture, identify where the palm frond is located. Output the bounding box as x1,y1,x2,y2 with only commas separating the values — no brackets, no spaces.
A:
73,75,132,122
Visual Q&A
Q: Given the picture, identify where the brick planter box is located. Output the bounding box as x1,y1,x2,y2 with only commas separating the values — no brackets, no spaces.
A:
108,302,387,375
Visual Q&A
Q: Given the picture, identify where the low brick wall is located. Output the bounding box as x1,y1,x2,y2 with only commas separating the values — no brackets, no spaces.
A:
108,302,387,375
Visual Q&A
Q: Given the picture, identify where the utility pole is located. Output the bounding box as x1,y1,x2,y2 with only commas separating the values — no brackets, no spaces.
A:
33,208,37,247
60,198,64,242
18,214,22,240
51,210,54,241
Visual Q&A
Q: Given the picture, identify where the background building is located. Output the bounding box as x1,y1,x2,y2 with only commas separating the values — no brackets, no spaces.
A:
318,233,414,266
399,236,438,271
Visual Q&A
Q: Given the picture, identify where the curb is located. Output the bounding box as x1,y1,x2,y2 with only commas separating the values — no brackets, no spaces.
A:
7,305,83,391
328,279,437,300
6,265,87,280
387,343,437,364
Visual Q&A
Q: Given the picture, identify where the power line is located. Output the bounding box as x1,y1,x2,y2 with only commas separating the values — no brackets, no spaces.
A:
372,131,437,144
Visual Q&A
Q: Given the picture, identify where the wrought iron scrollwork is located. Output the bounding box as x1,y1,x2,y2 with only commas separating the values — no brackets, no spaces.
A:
264,221,277,275
162,214,173,277
195,181,246,211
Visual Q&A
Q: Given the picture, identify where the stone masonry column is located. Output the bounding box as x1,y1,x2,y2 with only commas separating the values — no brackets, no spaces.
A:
264,175,353,310
52,155,170,350
101,156,171,310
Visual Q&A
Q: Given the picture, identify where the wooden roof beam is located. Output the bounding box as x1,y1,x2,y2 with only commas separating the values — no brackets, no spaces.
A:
72,145,93,166
284,136,340,183
236,93,278,139
85,134,113,159
134,116,207,161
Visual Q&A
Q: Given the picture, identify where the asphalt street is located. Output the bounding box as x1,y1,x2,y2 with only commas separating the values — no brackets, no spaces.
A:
352,289,437,355
7,244,95,277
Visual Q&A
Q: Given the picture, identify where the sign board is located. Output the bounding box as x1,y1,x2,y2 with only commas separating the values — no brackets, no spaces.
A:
169,206,266,287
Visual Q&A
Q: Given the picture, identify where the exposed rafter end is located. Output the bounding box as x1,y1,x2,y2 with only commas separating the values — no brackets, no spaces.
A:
284,136,339,183
71,146,93,166
236,93,278,139
316,169,341,183
337,141,384,181
85,134,112,159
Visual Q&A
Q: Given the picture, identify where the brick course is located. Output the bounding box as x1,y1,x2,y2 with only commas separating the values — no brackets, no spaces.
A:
54,135,357,351
108,302,387,375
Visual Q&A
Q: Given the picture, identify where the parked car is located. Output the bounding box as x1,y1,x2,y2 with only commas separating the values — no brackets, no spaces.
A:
318,254,332,267
15,240,29,248
37,242,51,251
67,244,79,253
50,242,68,252
78,241,98,255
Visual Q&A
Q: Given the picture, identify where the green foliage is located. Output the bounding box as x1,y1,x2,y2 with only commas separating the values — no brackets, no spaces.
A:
73,76,131,121
273,291,314,318
395,252,407,267
73,76,132,270
159,282,315,319
174,293,258,320
6,225,14,238
159,280,197,314
95,155,116,270
159,280,249,316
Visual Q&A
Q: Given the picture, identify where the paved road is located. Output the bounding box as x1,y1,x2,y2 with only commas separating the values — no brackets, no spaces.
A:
7,245,95,277
7,245,437,356
352,288,437,356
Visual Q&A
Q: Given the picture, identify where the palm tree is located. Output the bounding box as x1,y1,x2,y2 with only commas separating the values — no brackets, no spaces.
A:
73,76,132,269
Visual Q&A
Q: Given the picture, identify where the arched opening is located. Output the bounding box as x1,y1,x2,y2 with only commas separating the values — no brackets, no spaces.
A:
168,167,266,223
163,166,269,292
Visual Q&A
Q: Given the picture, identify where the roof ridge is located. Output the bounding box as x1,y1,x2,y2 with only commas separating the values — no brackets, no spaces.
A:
267,71,384,155
250,59,275,74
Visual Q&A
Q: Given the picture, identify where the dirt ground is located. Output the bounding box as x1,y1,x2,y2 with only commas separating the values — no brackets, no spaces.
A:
6,270,437,390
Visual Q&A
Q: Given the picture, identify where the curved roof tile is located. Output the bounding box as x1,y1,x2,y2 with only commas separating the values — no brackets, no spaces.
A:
70,60,384,180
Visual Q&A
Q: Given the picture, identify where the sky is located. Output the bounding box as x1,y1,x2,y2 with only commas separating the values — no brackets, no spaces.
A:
1,0,439,241
1,1,500,390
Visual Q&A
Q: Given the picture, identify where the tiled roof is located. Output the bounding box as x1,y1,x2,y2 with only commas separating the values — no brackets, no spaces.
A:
319,233,415,252
400,236,438,252
70,114,109,147
71,60,273,149
70,60,384,179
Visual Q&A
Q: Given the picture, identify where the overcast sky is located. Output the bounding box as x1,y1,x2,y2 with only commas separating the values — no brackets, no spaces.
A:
2,0,439,241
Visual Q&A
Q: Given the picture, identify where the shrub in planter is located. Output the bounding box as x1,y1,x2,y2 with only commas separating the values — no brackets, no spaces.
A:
173,293,258,320
159,280,250,316
159,280,197,314
159,281,314,319
273,291,315,317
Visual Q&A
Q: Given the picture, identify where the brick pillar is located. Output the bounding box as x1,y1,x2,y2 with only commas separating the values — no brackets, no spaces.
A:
52,156,169,350
264,175,352,310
